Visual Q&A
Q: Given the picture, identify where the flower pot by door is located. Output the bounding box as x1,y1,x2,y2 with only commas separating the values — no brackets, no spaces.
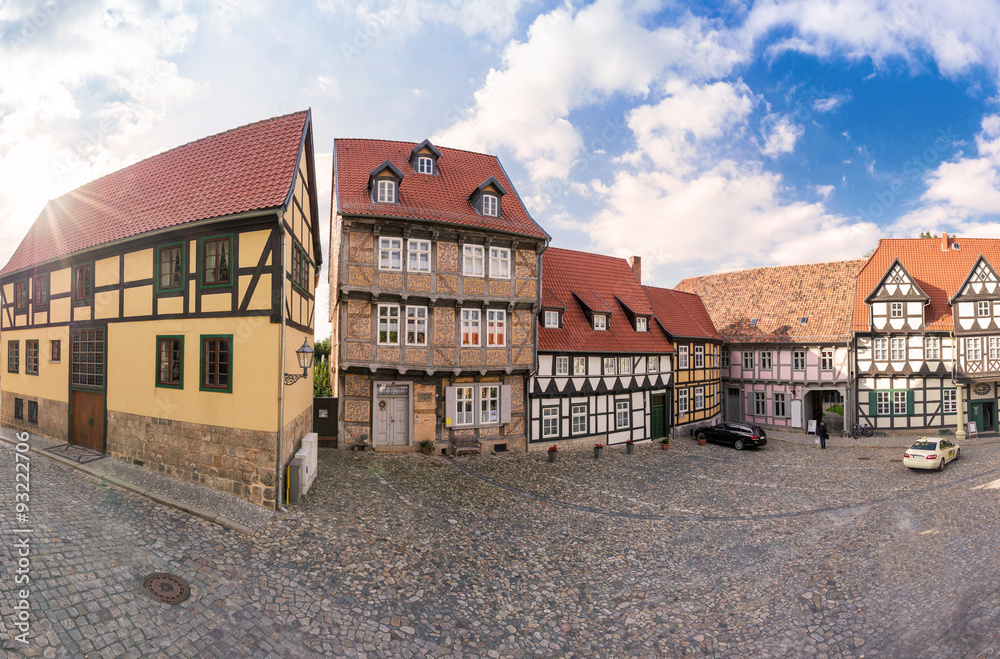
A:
626,443,634,455
661,442,669,450
548,451,557,463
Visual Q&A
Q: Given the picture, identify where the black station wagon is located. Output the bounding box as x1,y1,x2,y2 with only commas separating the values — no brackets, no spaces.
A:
696,423,768,450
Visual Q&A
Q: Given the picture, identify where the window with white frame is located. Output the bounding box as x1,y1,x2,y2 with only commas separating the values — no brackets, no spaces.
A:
925,337,940,360
773,393,786,417
416,156,433,174
754,392,766,415
876,391,891,415
694,345,704,368
636,317,647,332
943,389,957,413
405,306,427,345
571,404,587,434
407,239,431,272
377,305,400,344
379,237,402,270
593,314,607,331
678,346,689,369
979,300,991,316
743,352,754,369
873,337,889,361
793,350,805,370
463,245,485,276
760,351,772,370
456,386,475,425
615,400,630,429
573,356,586,375
461,309,481,346
721,351,730,367
486,309,506,346
893,390,907,415
544,310,560,328
489,247,510,278
890,338,905,361
968,336,982,361
648,355,658,372
991,337,1000,360
619,357,632,375
678,389,689,414
482,193,499,217
541,407,559,438
890,301,903,317
555,356,569,376
376,179,396,203
603,357,616,374
480,385,500,425
694,387,704,410
821,349,834,370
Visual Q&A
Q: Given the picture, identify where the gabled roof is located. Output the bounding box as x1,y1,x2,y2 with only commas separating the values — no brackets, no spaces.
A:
677,259,866,344
411,139,442,159
2,111,315,277
369,159,405,181
614,292,654,318
539,247,674,354
572,290,613,315
863,258,930,303
949,254,999,304
472,176,507,197
642,285,723,342
851,236,1000,331
334,138,548,239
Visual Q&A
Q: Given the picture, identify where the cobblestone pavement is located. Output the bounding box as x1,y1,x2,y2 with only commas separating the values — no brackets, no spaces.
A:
5,435,1000,657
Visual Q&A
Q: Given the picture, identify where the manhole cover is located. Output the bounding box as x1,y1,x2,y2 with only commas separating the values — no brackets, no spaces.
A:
142,573,190,605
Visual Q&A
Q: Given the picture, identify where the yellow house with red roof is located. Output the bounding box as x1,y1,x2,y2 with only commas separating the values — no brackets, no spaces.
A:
1,111,321,508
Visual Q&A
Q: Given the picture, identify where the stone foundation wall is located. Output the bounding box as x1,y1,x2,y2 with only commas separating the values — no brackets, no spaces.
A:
282,405,312,469
2,391,68,442
106,410,279,508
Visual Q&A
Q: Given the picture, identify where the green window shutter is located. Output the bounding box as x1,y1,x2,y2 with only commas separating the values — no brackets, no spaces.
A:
868,391,877,416
906,390,914,416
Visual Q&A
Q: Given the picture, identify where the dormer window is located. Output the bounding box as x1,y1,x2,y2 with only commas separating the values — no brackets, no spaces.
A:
410,139,441,174
750,318,758,326
368,159,404,204
416,156,434,174
593,314,607,331
635,317,647,332
376,179,396,203
483,194,499,217
544,310,560,328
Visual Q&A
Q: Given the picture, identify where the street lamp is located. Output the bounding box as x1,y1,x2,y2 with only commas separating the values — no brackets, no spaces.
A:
284,338,315,385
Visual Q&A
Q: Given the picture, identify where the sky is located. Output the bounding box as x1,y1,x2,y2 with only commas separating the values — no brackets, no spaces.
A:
5,1,1000,342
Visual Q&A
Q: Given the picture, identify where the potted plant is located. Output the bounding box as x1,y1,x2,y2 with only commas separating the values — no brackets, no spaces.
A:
354,433,369,451
697,430,707,445
661,437,670,450
548,444,558,463
594,443,604,459
419,439,435,455
625,438,635,455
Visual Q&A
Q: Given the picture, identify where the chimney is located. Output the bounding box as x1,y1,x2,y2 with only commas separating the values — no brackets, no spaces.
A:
627,256,642,284
941,232,949,251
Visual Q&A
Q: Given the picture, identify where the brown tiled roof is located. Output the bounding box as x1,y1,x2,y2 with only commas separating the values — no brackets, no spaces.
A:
676,259,866,344
2,111,312,277
850,236,1000,332
539,248,674,354
642,286,722,341
334,138,548,239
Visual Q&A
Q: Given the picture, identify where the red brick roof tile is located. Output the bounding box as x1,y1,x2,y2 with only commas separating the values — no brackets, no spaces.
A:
850,236,1000,332
2,111,310,277
642,286,722,342
334,138,548,239
539,248,674,354
676,259,866,344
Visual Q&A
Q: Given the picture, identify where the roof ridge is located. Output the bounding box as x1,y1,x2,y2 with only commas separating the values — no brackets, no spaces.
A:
691,257,868,281
336,137,506,160
546,246,629,262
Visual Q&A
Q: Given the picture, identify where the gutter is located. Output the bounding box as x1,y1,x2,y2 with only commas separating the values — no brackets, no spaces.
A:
277,217,288,511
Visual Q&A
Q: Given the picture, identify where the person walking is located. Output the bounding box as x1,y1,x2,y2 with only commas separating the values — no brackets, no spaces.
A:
818,420,828,449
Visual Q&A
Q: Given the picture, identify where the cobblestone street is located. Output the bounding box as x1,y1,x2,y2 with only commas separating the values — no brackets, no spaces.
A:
5,434,1000,657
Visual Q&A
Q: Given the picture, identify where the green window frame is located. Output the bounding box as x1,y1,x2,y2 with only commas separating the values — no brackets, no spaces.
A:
156,243,186,294
32,274,49,309
292,242,309,292
156,335,184,389
72,263,93,304
200,334,233,393
8,340,18,373
868,389,914,417
14,279,28,311
200,235,232,288
25,340,38,376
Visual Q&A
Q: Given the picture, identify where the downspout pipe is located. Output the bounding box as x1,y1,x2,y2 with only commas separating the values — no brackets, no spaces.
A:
277,224,287,511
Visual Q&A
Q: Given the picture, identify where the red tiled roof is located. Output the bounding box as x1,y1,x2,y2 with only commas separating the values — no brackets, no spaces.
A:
541,287,566,309
642,285,722,341
2,111,311,277
334,138,548,239
850,236,1000,332
539,248,674,354
676,259,866,344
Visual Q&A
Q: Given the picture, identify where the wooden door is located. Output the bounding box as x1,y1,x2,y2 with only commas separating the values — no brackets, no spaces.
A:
374,395,410,447
726,388,742,422
71,390,105,452
650,394,666,439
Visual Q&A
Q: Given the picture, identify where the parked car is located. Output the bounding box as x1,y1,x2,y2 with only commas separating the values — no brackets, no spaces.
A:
696,423,767,450
903,438,960,470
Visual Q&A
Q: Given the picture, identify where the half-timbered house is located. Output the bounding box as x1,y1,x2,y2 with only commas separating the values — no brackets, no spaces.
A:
677,260,863,432
530,249,674,448
1,111,321,508
851,234,1000,438
642,284,723,436
331,139,548,453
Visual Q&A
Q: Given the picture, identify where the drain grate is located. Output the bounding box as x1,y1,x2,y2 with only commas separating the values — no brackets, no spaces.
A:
142,573,190,605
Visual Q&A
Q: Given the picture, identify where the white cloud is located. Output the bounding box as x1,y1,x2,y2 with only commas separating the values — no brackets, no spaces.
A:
812,93,851,112
813,184,835,199
919,114,1000,213
760,113,804,157
316,0,531,40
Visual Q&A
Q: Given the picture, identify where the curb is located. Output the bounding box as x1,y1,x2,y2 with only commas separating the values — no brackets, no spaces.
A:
0,433,260,537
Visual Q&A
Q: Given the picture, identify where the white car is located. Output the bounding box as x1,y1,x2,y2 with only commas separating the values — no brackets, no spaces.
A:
903,438,960,471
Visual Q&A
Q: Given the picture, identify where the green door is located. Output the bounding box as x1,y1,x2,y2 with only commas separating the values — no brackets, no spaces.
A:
650,394,667,439
971,402,984,434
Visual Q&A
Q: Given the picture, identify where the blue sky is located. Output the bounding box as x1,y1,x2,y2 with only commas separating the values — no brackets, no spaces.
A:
5,1,1000,340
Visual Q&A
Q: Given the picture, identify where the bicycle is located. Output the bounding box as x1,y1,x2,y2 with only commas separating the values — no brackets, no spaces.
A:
851,422,874,439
